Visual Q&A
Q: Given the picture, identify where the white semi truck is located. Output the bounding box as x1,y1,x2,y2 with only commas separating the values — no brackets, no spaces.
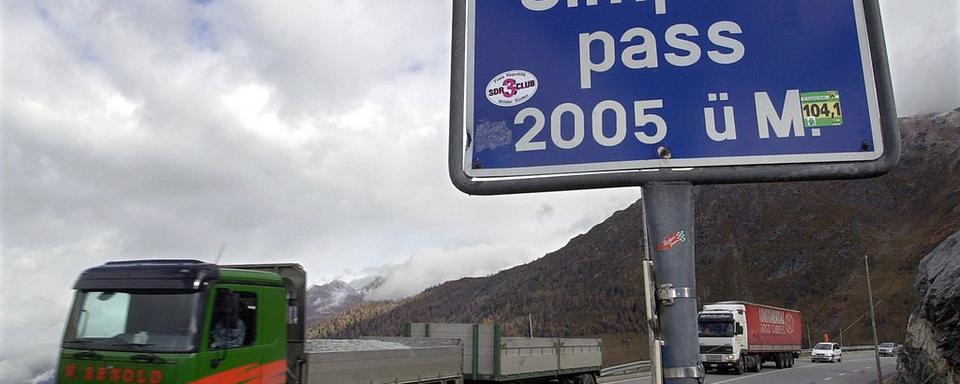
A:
698,301,803,375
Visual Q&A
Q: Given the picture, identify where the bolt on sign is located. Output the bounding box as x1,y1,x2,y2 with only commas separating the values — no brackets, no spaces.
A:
449,0,899,194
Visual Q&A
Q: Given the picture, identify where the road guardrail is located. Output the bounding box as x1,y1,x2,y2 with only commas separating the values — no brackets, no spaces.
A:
600,361,652,377
842,345,877,352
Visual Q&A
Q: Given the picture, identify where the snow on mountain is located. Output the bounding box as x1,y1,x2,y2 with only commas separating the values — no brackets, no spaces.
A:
305,278,378,327
28,369,55,384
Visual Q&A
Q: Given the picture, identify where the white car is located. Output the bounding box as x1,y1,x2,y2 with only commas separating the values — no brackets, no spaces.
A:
878,343,900,357
811,342,842,363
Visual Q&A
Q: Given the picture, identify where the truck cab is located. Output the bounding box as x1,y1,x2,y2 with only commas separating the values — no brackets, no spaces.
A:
57,260,306,384
698,304,748,374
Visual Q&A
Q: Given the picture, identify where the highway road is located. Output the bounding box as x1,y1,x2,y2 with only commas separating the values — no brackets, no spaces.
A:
603,351,898,384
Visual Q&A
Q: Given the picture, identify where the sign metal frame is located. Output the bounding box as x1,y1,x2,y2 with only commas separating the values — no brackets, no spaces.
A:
448,0,900,195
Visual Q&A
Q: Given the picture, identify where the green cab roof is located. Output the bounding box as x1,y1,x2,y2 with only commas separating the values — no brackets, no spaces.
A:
217,267,284,287
73,260,286,291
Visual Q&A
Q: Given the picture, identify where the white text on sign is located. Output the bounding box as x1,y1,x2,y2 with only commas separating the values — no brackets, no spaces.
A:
513,91,812,153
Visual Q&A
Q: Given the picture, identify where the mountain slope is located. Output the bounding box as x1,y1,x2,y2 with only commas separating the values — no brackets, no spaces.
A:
306,280,366,326
310,109,960,366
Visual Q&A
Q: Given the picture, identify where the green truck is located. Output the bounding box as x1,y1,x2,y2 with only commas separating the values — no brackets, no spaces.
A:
57,260,601,384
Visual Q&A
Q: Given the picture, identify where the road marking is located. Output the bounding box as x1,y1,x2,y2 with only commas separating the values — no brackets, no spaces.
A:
839,373,846,376
708,357,886,384
605,354,892,384
709,366,812,384
825,378,832,381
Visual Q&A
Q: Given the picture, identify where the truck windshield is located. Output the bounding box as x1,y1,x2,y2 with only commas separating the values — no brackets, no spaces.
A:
698,321,735,337
63,290,202,353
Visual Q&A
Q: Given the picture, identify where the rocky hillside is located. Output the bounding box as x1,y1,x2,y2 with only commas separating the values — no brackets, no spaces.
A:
897,231,960,383
310,109,960,366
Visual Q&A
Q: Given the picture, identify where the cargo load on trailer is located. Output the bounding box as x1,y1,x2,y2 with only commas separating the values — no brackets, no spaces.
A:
304,339,462,384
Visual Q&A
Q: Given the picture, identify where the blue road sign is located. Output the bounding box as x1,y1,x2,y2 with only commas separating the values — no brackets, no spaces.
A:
460,0,889,178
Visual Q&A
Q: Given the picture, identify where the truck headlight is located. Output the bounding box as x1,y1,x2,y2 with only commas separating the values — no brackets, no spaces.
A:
727,355,736,361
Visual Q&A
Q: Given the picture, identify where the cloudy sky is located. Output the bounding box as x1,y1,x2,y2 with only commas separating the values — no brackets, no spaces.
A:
1,0,958,381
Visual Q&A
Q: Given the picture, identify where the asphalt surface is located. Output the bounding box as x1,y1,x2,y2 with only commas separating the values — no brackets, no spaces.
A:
604,351,898,384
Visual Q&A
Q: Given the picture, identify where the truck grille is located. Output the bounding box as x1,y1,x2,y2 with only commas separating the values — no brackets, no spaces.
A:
700,345,733,354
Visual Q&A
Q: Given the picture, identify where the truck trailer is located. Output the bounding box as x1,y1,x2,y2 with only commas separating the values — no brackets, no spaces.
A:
304,338,463,384
697,301,803,375
57,260,600,384
406,323,602,383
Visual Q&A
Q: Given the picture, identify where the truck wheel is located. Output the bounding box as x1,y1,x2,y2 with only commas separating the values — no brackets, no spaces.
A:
775,354,783,369
734,359,745,375
754,356,763,372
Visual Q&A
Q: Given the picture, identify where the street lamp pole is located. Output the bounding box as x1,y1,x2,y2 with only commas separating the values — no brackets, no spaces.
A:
865,255,883,383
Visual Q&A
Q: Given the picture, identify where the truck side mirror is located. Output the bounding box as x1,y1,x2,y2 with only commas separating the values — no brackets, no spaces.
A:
736,324,744,335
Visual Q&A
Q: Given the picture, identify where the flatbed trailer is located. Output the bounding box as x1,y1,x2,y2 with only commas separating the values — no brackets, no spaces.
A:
406,323,602,384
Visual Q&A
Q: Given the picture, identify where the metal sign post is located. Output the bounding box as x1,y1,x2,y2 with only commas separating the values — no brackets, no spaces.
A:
643,183,701,383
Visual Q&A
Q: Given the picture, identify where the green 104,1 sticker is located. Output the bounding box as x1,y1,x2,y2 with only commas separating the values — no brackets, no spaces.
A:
801,91,843,134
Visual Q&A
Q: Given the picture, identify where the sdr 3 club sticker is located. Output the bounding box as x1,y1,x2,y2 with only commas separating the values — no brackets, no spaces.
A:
486,70,538,107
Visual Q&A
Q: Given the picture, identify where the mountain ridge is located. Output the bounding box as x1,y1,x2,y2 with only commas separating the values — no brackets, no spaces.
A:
310,108,960,366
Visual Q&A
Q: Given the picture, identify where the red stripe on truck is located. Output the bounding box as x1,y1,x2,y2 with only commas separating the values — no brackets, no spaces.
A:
189,360,286,384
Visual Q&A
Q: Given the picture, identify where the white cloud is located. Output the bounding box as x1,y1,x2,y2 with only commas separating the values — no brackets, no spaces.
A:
880,0,960,115
364,244,536,300
0,0,956,381
193,1,452,117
